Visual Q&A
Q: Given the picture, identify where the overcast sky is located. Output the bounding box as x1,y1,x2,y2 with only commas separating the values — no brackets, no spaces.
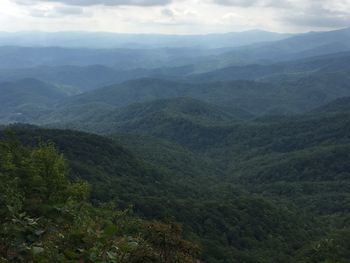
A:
0,0,349,34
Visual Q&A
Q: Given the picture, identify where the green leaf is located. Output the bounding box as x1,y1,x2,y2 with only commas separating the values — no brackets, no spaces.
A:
104,224,118,238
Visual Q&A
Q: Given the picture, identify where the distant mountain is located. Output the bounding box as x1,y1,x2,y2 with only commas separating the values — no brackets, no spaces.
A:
1,51,349,92
58,78,287,115
59,78,192,107
3,73,350,127
58,74,350,116
199,27,350,69
0,46,222,70
187,51,350,82
0,28,347,74
0,78,69,123
312,97,350,114
0,30,292,49
0,65,153,92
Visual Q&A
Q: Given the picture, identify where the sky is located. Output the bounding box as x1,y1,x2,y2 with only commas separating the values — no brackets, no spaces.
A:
0,0,349,34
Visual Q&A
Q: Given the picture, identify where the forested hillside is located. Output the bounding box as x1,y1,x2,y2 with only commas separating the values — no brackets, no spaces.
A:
0,26,350,262
2,106,350,262
0,132,198,262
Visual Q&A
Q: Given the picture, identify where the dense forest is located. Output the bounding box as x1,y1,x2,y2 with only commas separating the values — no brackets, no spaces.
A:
1,112,349,262
0,27,350,262
0,135,199,262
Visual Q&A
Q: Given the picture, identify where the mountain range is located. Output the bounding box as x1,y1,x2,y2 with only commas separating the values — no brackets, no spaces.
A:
1,27,350,263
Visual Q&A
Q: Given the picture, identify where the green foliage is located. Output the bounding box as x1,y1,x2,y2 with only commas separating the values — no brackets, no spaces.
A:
2,103,350,263
0,138,198,262
296,229,350,263
106,111,350,262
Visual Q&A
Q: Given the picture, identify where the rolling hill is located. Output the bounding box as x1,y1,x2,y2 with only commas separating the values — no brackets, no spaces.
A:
0,78,71,124
0,124,324,263
41,97,248,134
97,105,350,224
54,73,350,118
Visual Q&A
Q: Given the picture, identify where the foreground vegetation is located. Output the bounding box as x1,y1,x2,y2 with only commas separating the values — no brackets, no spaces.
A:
0,136,199,262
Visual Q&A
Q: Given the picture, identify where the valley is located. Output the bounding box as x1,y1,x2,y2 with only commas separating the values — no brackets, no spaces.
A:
0,27,350,262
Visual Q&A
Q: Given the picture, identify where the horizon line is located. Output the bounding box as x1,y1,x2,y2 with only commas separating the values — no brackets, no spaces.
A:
0,27,348,36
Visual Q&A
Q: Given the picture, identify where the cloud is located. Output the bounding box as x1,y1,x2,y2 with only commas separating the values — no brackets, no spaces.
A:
279,1,350,28
13,0,172,6
214,0,258,7
161,8,175,17
213,0,291,8
153,7,199,26
213,0,350,29
283,7,350,28
27,5,86,17
4,0,350,33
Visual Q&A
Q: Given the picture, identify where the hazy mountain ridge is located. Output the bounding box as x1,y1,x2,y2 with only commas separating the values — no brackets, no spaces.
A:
0,30,293,49
3,67,350,126
215,27,350,64
1,27,350,263
0,28,347,73
46,71,350,118
187,51,350,82
0,45,225,70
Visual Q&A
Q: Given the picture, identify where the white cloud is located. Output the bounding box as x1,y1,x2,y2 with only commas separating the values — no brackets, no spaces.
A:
161,8,175,17
279,0,350,28
28,5,86,18
213,0,291,8
0,0,349,33
13,0,172,6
